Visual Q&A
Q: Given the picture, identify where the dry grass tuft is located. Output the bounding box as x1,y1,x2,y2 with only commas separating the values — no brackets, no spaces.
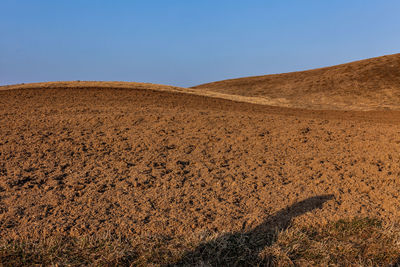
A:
0,233,196,266
264,218,400,266
0,234,138,266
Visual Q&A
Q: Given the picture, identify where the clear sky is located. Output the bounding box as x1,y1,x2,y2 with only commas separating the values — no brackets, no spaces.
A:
1,1,399,87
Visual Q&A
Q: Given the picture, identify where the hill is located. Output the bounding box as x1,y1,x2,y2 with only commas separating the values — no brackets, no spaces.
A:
193,53,400,110
1,86,400,265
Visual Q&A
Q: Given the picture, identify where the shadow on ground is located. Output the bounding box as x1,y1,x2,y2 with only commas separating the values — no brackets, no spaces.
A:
172,194,334,266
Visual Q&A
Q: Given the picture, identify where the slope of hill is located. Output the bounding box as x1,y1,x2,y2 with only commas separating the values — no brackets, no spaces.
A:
193,53,400,110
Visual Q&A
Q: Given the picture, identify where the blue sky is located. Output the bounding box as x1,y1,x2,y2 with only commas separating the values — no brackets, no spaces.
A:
1,1,399,87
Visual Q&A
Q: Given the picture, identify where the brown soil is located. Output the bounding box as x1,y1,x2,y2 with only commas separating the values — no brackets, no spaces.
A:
193,53,400,110
1,84,400,264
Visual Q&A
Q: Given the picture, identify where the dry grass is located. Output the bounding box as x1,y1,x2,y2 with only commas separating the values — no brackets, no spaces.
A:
0,234,181,266
265,218,400,266
194,53,400,110
0,233,197,266
0,234,138,266
1,218,399,266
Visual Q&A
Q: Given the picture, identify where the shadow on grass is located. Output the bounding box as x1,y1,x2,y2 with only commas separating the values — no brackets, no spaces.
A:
172,194,334,266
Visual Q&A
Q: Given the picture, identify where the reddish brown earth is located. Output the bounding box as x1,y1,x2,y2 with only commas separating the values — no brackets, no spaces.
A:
194,53,400,110
1,85,400,251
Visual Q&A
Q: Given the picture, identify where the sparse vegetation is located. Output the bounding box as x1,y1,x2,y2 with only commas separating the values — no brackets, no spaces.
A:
265,218,400,266
1,218,399,266
0,235,138,266
193,53,400,111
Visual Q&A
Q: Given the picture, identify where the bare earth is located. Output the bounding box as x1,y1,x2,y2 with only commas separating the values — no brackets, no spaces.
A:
1,83,400,264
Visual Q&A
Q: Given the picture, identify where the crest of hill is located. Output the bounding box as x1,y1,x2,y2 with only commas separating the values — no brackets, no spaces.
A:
0,81,186,93
193,53,400,110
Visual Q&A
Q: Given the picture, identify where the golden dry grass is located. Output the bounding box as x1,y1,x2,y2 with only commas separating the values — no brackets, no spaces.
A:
1,218,399,266
194,53,400,110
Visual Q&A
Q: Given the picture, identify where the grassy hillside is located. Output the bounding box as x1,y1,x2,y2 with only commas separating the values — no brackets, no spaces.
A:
194,54,400,110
